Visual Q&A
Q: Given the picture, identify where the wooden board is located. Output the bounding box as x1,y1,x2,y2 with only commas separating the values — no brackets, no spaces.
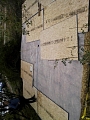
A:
21,60,34,98
40,16,78,60
44,0,89,32
39,0,54,7
22,0,38,23
38,91,68,120
26,10,43,42
21,60,33,82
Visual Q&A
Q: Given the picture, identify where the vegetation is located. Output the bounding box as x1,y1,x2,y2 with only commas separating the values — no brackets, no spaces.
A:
79,32,90,120
0,0,41,120
0,0,22,94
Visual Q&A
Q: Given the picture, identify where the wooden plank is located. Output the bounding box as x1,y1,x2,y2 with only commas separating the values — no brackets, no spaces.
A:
38,91,68,120
26,10,43,42
23,79,35,98
21,60,35,98
22,0,38,23
44,0,89,32
21,60,33,81
40,16,78,60
25,0,37,11
39,0,54,7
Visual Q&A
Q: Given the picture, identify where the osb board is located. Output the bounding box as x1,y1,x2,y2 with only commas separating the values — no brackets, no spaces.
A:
22,0,38,23
22,1,26,23
26,10,43,42
78,12,88,33
23,79,35,99
21,60,33,82
40,16,78,60
23,81,37,110
21,60,35,99
24,0,37,11
22,0,53,23
37,91,68,120
44,0,89,32
39,0,54,7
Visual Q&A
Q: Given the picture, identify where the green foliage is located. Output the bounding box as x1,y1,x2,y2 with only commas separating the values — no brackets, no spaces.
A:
80,51,90,64
0,0,22,88
0,39,22,96
2,39,20,69
0,1,41,120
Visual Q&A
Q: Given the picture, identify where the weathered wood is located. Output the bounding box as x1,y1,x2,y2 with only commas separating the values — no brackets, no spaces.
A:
40,16,78,60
